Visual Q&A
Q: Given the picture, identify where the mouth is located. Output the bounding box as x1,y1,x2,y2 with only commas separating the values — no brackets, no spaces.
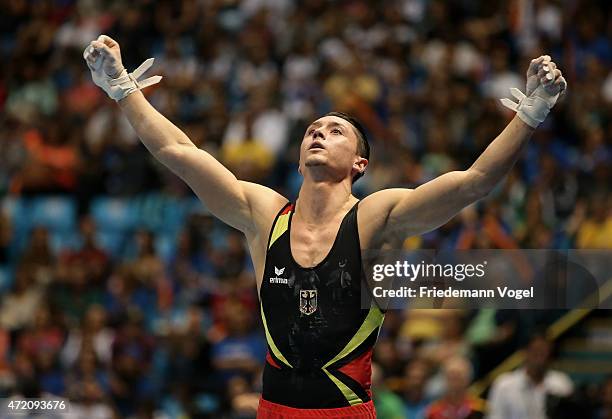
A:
309,141,325,150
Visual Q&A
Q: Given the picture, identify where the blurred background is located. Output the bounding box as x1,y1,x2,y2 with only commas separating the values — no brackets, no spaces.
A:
0,0,610,418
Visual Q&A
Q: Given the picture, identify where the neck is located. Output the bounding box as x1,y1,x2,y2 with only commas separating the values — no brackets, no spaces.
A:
296,178,354,223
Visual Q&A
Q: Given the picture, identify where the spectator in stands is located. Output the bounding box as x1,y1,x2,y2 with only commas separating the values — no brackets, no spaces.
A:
0,118,28,195
466,309,519,377
65,378,114,419
212,229,253,282
419,311,472,399
16,304,64,361
221,108,275,183
13,305,65,396
455,202,520,249
227,375,260,418
211,298,265,383
61,304,114,368
127,229,172,318
51,254,105,325
5,59,58,123
0,266,45,331
419,310,470,365
105,263,162,328
167,228,216,308
32,344,65,395
9,350,38,398
372,362,405,419
20,226,54,283
65,347,111,397
425,356,485,419
403,358,433,419
221,92,285,182
109,309,155,417
66,376,116,419
373,337,405,380
575,194,612,249
487,333,574,419
164,305,214,397
17,118,80,194
399,309,456,343
60,215,109,286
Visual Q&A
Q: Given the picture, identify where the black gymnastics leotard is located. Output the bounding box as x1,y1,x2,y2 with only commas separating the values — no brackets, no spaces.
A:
259,202,385,408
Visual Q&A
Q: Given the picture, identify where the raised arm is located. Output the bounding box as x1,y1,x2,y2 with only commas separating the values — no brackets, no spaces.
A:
361,55,567,242
83,35,286,236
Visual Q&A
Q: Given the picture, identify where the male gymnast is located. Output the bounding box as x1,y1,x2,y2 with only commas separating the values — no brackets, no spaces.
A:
84,34,566,418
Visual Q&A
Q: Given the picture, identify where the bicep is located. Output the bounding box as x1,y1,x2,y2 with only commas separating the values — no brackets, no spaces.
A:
366,170,484,240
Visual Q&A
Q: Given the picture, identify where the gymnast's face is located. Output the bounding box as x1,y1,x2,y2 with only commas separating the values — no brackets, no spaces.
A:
298,116,366,183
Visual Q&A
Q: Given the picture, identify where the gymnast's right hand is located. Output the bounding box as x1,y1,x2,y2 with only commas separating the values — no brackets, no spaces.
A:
83,35,161,102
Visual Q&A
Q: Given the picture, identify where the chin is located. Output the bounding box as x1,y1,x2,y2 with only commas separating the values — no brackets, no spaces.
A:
304,155,327,167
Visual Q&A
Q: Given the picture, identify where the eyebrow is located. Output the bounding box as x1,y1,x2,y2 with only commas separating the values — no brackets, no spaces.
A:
306,121,347,132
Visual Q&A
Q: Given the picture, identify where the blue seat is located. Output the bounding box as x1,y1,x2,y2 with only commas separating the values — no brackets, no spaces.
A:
49,231,80,255
95,231,126,258
159,198,189,235
29,196,77,233
91,197,138,232
135,194,190,235
184,196,209,216
155,232,177,263
1,197,29,234
6,231,29,260
0,265,13,293
134,194,176,232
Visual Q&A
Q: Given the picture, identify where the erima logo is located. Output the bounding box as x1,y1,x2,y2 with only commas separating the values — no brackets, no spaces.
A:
269,266,288,284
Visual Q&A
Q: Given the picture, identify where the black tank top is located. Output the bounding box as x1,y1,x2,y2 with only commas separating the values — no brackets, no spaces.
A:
259,202,385,408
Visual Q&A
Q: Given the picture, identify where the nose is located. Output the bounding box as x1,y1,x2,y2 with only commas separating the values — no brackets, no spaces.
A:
313,129,325,140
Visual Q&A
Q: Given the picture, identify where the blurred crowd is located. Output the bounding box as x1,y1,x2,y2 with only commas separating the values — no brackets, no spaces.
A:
0,0,611,418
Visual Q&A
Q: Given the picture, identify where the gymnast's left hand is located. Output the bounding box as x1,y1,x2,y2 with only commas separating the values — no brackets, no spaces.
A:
500,55,568,128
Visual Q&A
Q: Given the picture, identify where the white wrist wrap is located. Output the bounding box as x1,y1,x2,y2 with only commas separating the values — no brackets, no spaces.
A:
500,86,558,128
92,58,162,102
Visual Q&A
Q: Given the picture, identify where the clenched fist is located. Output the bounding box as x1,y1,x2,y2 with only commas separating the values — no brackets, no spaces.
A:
501,55,568,128
84,35,125,78
83,35,161,102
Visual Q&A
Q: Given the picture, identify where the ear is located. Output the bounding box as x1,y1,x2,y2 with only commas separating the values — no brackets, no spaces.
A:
352,156,368,178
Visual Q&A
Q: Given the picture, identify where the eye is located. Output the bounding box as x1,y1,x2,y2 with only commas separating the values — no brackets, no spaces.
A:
331,128,342,135
307,129,315,135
